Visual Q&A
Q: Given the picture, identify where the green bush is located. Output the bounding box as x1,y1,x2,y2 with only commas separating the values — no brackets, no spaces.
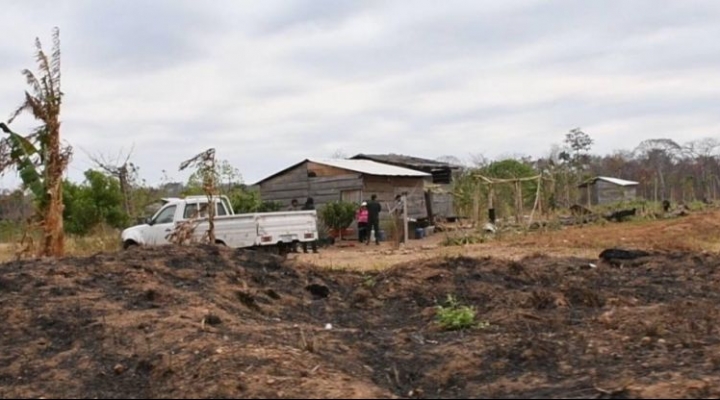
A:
435,295,488,331
229,189,282,213
63,170,130,235
319,201,357,232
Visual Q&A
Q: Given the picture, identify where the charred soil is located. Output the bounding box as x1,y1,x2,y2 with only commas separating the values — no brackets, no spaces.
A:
1,244,720,398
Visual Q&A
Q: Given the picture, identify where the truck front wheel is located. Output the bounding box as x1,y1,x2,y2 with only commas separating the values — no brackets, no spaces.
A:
123,240,139,250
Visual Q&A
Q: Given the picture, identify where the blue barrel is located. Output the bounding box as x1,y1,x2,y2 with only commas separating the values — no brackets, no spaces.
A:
414,227,424,239
378,230,386,241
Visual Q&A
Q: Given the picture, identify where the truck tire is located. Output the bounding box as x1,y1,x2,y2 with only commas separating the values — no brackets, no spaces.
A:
123,240,138,250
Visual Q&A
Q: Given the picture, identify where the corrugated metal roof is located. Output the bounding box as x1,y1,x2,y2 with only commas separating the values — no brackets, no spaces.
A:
350,153,463,169
580,176,639,187
597,176,639,186
308,158,431,177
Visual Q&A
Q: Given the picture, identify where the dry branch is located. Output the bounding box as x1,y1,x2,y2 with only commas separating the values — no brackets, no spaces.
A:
177,148,217,244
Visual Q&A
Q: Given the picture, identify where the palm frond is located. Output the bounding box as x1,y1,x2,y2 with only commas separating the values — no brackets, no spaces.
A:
0,125,43,199
34,38,54,100
21,69,43,98
51,27,61,92
10,92,48,125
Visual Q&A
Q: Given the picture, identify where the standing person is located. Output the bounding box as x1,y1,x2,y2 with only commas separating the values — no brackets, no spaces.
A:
365,194,381,245
287,199,301,253
301,197,319,253
287,199,300,211
356,202,369,243
392,194,405,246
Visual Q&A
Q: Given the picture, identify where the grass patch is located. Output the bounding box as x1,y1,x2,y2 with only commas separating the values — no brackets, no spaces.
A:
435,295,488,331
442,234,485,247
361,274,377,288
0,225,121,262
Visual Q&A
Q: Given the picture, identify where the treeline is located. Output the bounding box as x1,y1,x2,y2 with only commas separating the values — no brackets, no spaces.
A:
0,159,281,237
1,128,717,236
451,130,720,220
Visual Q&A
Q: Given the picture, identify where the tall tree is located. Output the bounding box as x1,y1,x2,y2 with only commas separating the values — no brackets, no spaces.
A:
86,145,139,218
0,27,71,257
635,139,682,200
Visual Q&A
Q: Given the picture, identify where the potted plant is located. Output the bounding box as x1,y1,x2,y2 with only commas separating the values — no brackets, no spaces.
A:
319,201,357,241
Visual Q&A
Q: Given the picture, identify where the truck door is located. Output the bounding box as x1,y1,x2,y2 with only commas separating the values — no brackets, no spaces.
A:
147,205,177,245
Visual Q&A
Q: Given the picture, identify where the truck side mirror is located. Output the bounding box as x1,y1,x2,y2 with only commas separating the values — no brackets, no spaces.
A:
145,217,154,226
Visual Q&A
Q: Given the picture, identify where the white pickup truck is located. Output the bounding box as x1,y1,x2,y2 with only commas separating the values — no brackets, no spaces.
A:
120,195,319,253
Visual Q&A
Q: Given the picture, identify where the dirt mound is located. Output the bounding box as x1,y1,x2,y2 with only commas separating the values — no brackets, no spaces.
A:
1,245,720,398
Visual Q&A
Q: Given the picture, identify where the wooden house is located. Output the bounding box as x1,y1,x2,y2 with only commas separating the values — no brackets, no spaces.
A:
350,153,463,220
254,158,431,221
578,176,639,206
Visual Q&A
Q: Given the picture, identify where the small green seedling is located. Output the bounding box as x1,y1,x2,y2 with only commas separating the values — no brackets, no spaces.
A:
435,295,488,331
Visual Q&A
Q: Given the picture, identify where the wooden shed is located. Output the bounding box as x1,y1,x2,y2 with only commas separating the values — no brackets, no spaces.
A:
254,158,432,221
349,153,463,220
578,176,639,206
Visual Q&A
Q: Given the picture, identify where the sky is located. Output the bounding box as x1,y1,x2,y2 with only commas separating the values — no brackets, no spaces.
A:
2,0,720,188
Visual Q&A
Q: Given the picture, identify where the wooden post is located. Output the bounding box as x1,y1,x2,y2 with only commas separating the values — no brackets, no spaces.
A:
528,176,542,227
472,183,480,226
515,180,522,224
488,185,495,224
586,185,591,207
424,190,434,225
402,193,408,245
565,172,570,207
654,176,658,203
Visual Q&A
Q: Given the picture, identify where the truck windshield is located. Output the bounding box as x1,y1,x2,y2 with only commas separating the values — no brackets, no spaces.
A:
182,200,228,219
153,205,177,224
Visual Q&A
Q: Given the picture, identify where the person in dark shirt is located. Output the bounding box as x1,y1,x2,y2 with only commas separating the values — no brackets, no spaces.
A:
287,199,300,211
365,194,381,245
301,197,318,253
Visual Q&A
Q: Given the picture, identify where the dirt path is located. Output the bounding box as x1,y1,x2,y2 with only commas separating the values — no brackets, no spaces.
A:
295,210,720,270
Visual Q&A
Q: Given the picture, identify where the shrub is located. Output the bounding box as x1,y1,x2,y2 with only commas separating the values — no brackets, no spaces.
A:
319,201,357,233
435,295,488,331
441,233,485,246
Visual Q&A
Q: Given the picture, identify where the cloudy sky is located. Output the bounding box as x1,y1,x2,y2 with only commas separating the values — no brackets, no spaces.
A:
2,0,720,188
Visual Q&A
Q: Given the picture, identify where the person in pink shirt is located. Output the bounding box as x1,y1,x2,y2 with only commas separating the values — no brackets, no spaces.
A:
356,202,369,243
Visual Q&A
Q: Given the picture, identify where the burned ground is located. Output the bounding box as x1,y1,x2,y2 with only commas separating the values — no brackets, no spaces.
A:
1,244,720,398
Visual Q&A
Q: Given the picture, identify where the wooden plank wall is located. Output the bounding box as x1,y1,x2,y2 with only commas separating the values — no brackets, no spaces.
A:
427,183,456,218
306,161,351,177
259,162,363,208
594,181,637,205
363,176,427,219
309,175,364,205
431,192,455,218
259,164,310,206
260,163,430,232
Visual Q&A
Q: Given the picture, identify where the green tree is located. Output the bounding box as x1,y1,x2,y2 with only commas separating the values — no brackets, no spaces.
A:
63,170,129,235
483,159,539,217
183,159,242,195
560,128,594,166
229,188,282,213
557,128,594,206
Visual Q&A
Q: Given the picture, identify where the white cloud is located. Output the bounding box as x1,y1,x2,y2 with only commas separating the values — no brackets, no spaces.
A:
1,0,720,190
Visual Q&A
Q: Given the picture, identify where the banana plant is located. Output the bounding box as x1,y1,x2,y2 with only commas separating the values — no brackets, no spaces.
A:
0,122,44,202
